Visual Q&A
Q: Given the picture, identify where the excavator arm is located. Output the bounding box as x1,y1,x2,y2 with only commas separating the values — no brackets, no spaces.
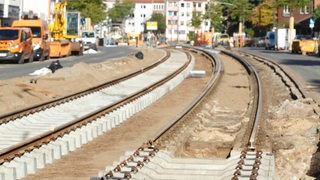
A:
50,0,67,41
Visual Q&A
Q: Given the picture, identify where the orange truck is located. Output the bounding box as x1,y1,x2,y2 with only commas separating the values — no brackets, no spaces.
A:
0,27,34,64
12,15,51,61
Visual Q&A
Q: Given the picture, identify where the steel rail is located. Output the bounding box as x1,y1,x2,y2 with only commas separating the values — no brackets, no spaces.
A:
239,50,305,99
0,50,190,166
94,46,223,180
94,47,275,180
150,47,223,143
0,51,170,125
221,50,262,149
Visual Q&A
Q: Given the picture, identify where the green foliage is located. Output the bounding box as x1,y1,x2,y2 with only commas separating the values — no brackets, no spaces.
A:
66,0,107,25
230,0,254,22
251,0,274,27
145,13,166,34
274,0,311,8
191,12,202,30
244,27,254,37
249,0,264,6
313,5,320,20
188,31,195,41
203,2,224,32
108,0,134,23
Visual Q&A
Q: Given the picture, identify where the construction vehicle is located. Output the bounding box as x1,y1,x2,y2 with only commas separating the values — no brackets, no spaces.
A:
292,35,318,55
48,0,83,58
127,32,143,46
194,32,213,48
12,13,50,61
0,27,34,64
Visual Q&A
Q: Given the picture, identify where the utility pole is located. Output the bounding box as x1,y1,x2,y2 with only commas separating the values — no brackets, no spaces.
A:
177,0,179,43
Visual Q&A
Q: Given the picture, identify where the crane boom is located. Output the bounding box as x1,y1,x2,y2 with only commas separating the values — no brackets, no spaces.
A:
51,0,67,41
48,0,83,58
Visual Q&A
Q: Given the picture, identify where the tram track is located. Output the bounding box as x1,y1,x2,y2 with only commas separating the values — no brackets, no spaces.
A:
95,47,274,179
2,46,317,179
0,48,195,179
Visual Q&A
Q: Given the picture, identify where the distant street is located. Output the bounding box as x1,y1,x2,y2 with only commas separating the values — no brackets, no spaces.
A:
0,46,138,80
239,47,320,94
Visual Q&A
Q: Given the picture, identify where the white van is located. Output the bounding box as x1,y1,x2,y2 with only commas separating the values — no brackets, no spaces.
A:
82,30,98,51
265,31,275,50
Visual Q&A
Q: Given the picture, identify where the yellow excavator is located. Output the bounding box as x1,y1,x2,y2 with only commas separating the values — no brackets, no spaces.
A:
49,0,83,58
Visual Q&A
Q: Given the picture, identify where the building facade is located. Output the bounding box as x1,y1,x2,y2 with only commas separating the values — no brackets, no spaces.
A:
105,0,210,42
0,0,20,26
125,0,165,34
166,0,209,42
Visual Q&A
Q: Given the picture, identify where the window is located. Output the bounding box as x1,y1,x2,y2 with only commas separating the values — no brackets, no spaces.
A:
187,3,190,8
193,3,196,8
198,3,201,8
180,21,184,25
300,6,310,14
168,11,173,16
168,20,178,25
283,5,290,17
30,27,41,38
181,3,184,7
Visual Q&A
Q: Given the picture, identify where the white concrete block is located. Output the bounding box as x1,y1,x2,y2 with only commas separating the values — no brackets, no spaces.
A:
0,165,16,180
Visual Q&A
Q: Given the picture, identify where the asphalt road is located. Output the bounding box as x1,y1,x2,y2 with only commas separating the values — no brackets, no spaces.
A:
239,47,320,94
0,46,138,80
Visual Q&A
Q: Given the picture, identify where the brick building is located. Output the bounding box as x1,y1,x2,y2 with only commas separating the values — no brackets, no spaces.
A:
277,0,320,35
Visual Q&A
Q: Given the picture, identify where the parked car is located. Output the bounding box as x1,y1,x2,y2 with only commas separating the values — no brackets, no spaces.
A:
265,31,275,50
82,30,98,51
256,37,266,47
291,35,318,55
0,27,34,64
12,15,50,61
217,33,230,46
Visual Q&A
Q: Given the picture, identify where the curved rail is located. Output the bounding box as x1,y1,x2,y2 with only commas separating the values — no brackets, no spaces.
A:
221,50,262,150
240,50,305,100
94,47,272,180
0,49,196,180
151,47,223,142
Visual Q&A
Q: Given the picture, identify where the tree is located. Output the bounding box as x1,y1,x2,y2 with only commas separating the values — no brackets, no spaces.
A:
274,0,311,12
191,11,202,31
66,0,107,25
108,0,134,23
230,0,253,23
312,5,320,32
203,2,224,32
251,0,274,27
314,5,320,20
145,13,166,34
